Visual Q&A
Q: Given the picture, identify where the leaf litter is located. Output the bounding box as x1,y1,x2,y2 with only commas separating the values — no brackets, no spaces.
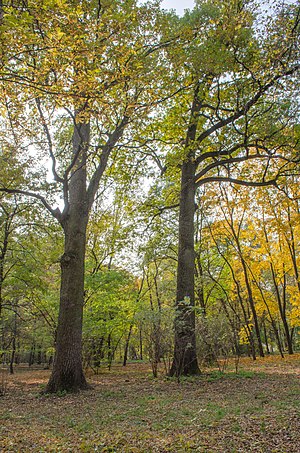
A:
0,355,299,452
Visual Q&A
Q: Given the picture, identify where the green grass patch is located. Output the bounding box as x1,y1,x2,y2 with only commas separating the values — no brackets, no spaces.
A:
1,357,300,452
206,369,266,381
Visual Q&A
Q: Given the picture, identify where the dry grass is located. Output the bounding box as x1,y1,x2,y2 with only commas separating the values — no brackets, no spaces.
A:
0,355,299,452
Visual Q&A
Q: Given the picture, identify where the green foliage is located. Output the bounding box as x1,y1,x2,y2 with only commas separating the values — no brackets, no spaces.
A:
0,0,299,376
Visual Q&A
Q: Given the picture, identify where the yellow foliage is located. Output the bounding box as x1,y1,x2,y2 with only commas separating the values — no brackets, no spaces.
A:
239,324,253,345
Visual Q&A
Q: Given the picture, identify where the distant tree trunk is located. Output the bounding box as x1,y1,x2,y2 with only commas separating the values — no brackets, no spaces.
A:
250,265,284,359
195,255,206,315
0,205,12,317
209,229,257,361
45,122,90,393
169,158,200,377
92,337,104,370
9,306,17,374
153,261,163,364
219,298,240,357
9,337,16,374
263,319,270,355
275,270,293,355
107,333,112,369
29,342,35,367
37,345,42,365
147,269,162,371
123,324,133,367
263,222,293,355
15,341,20,365
270,319,284,358
139,327,143,360
237,246,264,358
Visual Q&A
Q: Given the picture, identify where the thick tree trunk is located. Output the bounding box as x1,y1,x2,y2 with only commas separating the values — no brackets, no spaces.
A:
169,159,200,377
45,122,90,393
45,215,89,392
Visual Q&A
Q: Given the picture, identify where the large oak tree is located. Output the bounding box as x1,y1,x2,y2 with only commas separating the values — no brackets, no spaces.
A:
159,0,300,376
0,0,173,391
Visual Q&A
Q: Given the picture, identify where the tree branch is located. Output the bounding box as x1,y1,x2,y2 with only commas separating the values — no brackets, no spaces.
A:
0,188,62,222
196,176,279,188
87,115,130,210
35,97,64,184
194,152,285,182
195,65,300,146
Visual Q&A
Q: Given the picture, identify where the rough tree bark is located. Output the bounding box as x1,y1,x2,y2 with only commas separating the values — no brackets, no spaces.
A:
169,158,200,376
44,112,128,392
45,121,90,392
169,83,203,377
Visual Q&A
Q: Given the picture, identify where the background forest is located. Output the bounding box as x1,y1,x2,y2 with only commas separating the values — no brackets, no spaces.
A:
0,0,300,391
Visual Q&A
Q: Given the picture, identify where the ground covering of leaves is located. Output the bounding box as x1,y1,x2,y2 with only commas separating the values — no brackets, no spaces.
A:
0,355,299,452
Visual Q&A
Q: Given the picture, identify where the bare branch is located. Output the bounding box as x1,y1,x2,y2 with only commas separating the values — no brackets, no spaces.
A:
35,97,64,184
87,115,130,210
0,188,62,222
195,65,300,146
195,152,286,182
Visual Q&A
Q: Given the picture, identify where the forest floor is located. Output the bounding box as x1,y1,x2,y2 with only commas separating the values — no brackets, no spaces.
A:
0,355,299,452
